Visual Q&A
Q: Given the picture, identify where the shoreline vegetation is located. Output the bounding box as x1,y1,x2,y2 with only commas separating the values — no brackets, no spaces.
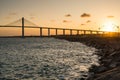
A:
0,35,120,80
54,35,120,80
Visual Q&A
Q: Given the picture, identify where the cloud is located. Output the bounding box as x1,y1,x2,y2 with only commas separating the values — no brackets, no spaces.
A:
81,24,85,26
9,12,17,16
81,13,91,18
107,16,114,18
86,20,91,23
63,20,71,23
65,14,72,17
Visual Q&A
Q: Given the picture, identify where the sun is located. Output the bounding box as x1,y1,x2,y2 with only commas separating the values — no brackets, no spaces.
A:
101,22,116,32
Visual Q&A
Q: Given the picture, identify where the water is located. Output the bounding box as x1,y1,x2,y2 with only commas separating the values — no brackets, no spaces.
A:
0,37,99,80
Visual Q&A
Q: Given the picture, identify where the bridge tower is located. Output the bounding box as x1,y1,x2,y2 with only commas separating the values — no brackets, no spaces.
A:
22,17,24,38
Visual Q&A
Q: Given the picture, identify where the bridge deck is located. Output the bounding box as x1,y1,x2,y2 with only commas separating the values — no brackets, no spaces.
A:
0,25,118,37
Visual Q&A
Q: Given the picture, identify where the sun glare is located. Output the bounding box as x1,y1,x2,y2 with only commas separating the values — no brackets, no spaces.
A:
102,22,116,32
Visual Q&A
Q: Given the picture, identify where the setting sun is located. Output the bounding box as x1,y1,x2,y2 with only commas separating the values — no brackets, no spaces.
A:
101,22,116,32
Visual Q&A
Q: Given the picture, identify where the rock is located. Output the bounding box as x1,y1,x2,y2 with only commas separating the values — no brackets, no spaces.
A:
15,73,23,78
97,66,107,73
109,63,117,68
58,75,65,80
87,72,94,79
0,78,16,80
21,74,34,79
80,78,86,80
109,52,116,57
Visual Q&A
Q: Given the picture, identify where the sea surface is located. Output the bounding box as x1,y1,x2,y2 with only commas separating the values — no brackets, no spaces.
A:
0,38,99,80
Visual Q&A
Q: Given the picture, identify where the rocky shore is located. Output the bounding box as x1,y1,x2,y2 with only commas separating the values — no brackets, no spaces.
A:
55,35,120,80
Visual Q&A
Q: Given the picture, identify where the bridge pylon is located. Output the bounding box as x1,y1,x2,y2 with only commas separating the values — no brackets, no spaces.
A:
22,17,24,38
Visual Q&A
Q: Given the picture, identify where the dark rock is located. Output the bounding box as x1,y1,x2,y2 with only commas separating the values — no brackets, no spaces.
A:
80,78,85,80
55,35,120,80
21,74,34,79
15,73,23,78
0,78,16,80
98,66,107,72
109,62,117,68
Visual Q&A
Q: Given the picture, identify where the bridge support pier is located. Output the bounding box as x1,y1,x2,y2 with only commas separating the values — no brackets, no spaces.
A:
22,17,24,38
70,30,72,35
40,28,42,37
48,28,50,36
77,30,79,35
83,30,86,35
90,31,92,34
56,29,58,36
63,29,65,35
96,31,99,35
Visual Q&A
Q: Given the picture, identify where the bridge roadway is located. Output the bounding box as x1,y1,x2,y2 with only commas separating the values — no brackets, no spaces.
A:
0,25,116,37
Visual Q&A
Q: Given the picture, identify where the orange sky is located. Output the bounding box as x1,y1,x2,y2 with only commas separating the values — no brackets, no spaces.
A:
0,0,120,36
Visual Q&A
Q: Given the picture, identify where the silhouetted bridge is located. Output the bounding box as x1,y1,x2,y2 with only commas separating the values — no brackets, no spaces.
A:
0,17,118,37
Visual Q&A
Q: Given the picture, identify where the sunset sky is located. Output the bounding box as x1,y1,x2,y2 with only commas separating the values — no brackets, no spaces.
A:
0,0,120,35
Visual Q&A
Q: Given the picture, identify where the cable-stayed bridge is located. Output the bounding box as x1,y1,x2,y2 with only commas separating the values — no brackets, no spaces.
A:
0,17,118,37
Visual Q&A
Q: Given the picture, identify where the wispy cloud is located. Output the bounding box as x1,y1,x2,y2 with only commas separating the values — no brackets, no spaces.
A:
81,13,91,18
65,14,72,17
107,16,114,18
81,24,85,26
63,20,71,23
86,20,91,23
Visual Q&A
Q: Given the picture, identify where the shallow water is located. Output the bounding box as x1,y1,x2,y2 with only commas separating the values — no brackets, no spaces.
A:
0,38,99,80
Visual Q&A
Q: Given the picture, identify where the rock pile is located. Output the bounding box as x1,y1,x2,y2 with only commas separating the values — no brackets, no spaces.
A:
55,35,120,80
